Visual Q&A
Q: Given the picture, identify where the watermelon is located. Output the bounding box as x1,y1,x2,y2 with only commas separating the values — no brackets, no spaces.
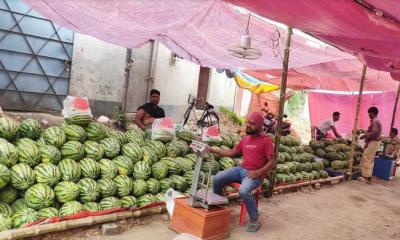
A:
151,128,174,142
151,161,168,180
38,207,59,219
113,175,133,197
170,175,188,192
145,140,166,159
58,159,81,182
0,203,14,217
36,136,46,148
160,158,181,176
185,154,197,164
176,130,195,142
99,159,118,179
61,141,85,161
11,208,38,228
0,163,10,189
39,145,62,164
146,178,160,194
83,202,101,212
52,201,62,210
64,124,87,142
132,179,148,197
16,138,41,167
78,178,100,203
100,137,121,158
11,163,36,190
0,213,12,231
166,144,180,158
84,140,105,160
0,139,19,167
155,192,165,202
174,157,194,173
219,157,236,170
125,129,144,145
122,143,143,163
97,178,117,198
159,178,174,192
99,197,121,210
11,199,28,212
120,196,137,208
137,194,156,207
59,201,85,217
19,119,42,140
43,126,66,148
132,161,151,180
0,117,20,141
25,183,55,210
85,123,107,142
142,146,158,165
183,172,194,186
174,140,190,156
112,155,134,176
201,160,220,175
54,181,80,203
34,163,61,187
65,114,92,126
0,186,17,204
79,158,101,179
109,131,127,145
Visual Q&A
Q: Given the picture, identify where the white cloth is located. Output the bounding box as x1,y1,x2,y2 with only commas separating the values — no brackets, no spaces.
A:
318,119,335,134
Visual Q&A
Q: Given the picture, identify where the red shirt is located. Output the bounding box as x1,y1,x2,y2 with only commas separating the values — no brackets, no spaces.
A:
233,134,274,171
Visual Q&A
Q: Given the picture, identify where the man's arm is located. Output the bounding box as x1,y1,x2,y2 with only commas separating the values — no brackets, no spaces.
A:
361,121,380,140
330,126,341,138
247,157,275,178
209,147,240,158
134,109,147,130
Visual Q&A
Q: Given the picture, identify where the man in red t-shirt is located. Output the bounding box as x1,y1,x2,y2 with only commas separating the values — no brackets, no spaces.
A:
210,112,275,232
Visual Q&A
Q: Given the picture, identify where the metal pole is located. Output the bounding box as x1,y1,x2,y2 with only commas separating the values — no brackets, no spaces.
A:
390,82,400,130
122,48,133,112
265,27,292,197
346,64,367,179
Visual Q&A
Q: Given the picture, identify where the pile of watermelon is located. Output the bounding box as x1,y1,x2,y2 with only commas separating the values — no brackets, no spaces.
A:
0,115,242,231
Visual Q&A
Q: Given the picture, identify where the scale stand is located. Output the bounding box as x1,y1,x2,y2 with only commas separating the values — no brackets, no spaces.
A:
188,140,228,209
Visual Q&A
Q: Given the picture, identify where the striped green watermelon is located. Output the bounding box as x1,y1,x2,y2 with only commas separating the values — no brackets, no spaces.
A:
16,138,41,167
125,129,144,145
120,196,137,208
43,126,66,148
65,114,92,126
132,179,148,197
58,159,81,182
54,181,80,203
83,202,101,212
39,145,62,164
25,183,55,210
146,178,160,195
64,124,87,142
85,123,107,142
137,194,156,207
97,178,117,198
59,201,84,217
113,175,133,197
38,207,59,219
130,125,145,137
19,118,42,140
154,192,165,202
142,146,158,165
100,137,120,158
78,178,100,203
132,161,151,180
174,157,194,173
112,155,134,176
36,136,46,148
122,143,143,162
173,140,190,156
11,199,28,212
79,158,101,179
52,201,62,210
0,117,20,141
103,125,113,137
176,130,195,143
185,154,197,164
160,158,181,176
170,175,188,192
145,140,166,159
34,163,61,187
84,140,104,160
99,197,121,210
0,186,17,204
109,131,127,145
219,157,236,170
166,144,180,158
0,213,12,231
0,203,14,217
11,208,38,228
0,138,18,167
151,161,168,180
151,129,174,143
99,159,118,179
0,163,10,189
11,163,36,190
183,172,194,186
201,160,220,175
61,141,85,161
159,178,174,192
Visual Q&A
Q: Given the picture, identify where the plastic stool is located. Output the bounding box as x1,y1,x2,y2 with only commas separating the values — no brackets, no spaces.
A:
229,182,262,226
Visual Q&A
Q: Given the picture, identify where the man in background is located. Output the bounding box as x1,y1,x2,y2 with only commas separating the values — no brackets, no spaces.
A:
134,89,165,130
315,112,341,140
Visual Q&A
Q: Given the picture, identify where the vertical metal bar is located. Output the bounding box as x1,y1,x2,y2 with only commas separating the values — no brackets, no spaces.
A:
122,48,132,112
390,82,400,131
347,64,367,179
265,27,292,197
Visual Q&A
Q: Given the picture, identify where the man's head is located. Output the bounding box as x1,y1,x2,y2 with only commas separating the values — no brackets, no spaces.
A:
149,89,161,105
246,112,263,135
367,106,379,119
333,112,340,122
390,128,398,138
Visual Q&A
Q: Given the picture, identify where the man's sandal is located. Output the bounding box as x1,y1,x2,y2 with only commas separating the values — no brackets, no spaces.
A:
246,222,261,232
357,176,368,183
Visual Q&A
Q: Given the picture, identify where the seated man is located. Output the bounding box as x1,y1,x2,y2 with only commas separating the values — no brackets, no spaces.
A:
210,112,275,232
316,112,341,140
382,128,400,160
134,89,165,130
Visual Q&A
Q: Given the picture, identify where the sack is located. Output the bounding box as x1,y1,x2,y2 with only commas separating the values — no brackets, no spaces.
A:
151,117,175,142
61,96,92,118
202,125,222,146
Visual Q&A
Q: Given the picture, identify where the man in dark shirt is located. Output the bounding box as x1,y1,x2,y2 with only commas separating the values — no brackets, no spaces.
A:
134,89,165,130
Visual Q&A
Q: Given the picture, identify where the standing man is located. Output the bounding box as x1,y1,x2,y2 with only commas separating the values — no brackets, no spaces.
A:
210,112,275,233
358,106,382,183
134,89,165,130
315,112,341,140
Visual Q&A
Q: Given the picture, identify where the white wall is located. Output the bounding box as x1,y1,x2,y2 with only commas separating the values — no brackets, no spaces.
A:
207,69,237,110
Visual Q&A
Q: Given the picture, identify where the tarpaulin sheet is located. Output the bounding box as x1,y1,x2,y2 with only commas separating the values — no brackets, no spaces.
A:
234,70,280,94
22,0,354,70
308,92,400,136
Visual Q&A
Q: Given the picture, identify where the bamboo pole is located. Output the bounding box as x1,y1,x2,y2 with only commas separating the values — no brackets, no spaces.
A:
0,206,166,240
346,64,367,179
390,82,400,130
272,176,344,191
265,27,293,198
122,48,133,112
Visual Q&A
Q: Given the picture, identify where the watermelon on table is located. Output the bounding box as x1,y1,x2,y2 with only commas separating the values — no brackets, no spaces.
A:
132,179,148,197
59,201,85,217
141,146,158,165
54,181,80,203
120,196,137,208
159,178,174,193
65,114,92,127
83,202,101,212
19,118,42,140
11,163,36,190
109,131,127,145
113,175,133,197
99,159,118,179
85,122,107,142
16,138,41,167
173,157,194,173
132,161,151,180
11,199,28,213
121,143,143,163
64,124,87,142
0,116,20,141
38,207,59,219
166,144,179,158
100,137,121,159
176,130,195,143
78,178,100,203
43,126,66,148
146,178,160,195
137,194,156,207
58,159,81,182
0,202,14,217
0,213,12,231
79,158,101,179
151,161,168,180
145,140,166,159
0,186,18,204
84,140,105,160
0,163,11,189
160,158,181,176
0,138,19,167
99,197,121,210
34,163,61,187
97,178,117,198
125,129,144,145
11,208,38,228
61,141,85,161
25,183,55,210
155,192,165,202
112,155,134,176
39,145,62,164
170,175,188,193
